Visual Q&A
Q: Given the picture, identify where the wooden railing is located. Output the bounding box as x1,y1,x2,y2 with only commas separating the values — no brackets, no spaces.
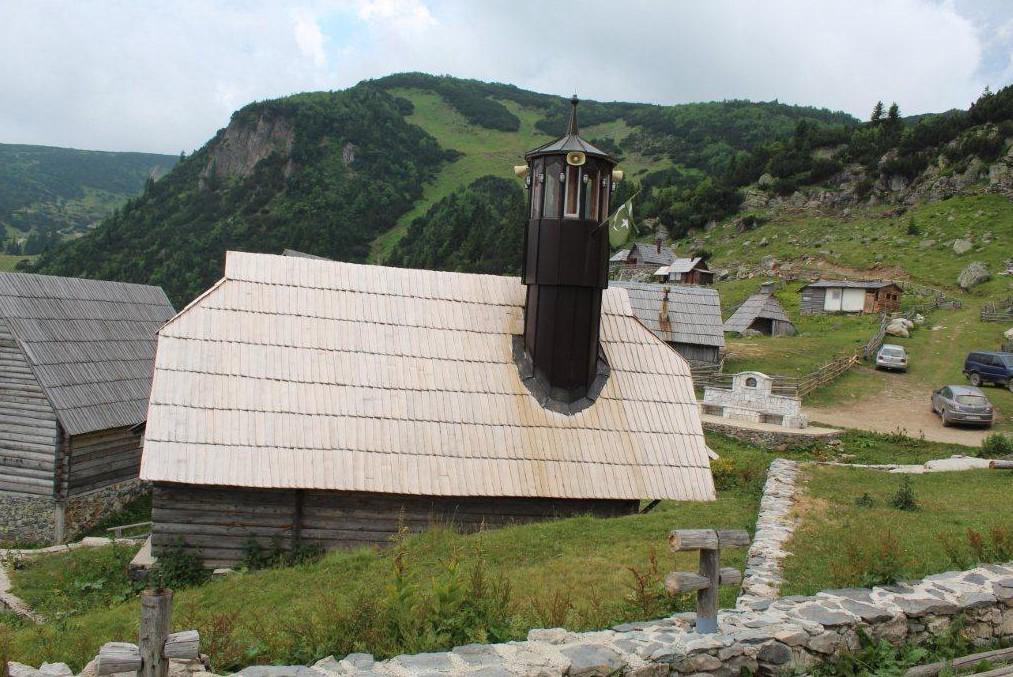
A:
981,297,1013,322
694,352,858,400
106,521,152,539
862,314,890,360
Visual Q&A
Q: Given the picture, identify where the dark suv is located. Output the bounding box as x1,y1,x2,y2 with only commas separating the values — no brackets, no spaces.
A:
963,352,1013,391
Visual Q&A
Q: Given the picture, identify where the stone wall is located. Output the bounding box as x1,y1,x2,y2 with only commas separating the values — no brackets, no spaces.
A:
701,418,840,451
702,372,806,429
280,567,1013,676
63,479,148,542
0,493,58,545
0,479,147,546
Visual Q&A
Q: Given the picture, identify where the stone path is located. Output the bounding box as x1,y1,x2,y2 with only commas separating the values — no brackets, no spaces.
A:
737,459,801,611
819,454,994,474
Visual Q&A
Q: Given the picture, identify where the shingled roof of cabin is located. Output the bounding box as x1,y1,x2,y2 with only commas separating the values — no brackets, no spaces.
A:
610,281,725,349
724,292,793,334
140,252,715,501
0,272,175,435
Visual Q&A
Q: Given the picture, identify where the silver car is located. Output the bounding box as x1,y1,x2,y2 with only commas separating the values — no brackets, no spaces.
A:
931,385,994,427
876,344,908,372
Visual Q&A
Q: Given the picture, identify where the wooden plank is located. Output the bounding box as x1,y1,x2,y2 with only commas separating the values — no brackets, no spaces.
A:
716,530,750,549
905,646,1013,676
97,642,143,676
668,529,717,552
697,548,720,633
139,590,172,677
163,630,201,660
664,571,709,594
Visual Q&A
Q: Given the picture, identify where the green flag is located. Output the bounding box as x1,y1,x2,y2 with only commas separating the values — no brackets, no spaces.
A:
608,196,635,248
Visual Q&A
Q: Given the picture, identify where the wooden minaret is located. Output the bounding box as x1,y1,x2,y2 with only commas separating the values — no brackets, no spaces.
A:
519,96,619,404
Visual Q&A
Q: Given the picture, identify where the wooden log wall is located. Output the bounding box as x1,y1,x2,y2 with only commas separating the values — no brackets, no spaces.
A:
671,342,720,365
152,483,639,568
0,319,57,496
799,287,826,315
66,426,143,495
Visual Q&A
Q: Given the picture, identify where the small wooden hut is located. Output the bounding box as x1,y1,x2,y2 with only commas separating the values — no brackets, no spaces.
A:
653,258,714,286
0,272,174,543
799,280,902,315
724,285,796,336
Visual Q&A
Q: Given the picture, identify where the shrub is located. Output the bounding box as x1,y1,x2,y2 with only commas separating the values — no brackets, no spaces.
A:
240,538,325,571
906,218,921,236
150,544,210,590
980,433,1013,459
709,457,764,494
890,476,919,511
854,492,875,508
833,531,908,588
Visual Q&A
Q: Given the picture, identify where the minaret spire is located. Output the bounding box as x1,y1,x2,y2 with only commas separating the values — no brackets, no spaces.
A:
567,94,579,136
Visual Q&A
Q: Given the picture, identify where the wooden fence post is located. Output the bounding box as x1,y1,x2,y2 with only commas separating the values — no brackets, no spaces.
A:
139,589,172,677
666,529,750,634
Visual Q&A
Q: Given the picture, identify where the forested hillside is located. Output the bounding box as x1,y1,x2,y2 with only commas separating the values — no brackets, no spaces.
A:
0,143,176,254
30,73,1012,304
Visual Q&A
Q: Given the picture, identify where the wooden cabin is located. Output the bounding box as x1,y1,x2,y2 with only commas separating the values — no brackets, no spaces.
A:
799,280,902,315
653,257,715,286
0,273,174,544
724,284,796,336
140,253,716,567
611,281,725,364
609,240,675,271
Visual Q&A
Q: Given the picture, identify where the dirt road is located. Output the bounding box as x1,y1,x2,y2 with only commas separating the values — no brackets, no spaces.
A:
806,366,994,447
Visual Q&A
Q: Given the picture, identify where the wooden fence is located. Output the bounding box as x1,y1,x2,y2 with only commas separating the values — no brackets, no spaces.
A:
981,297,1013,322
693,352,858,399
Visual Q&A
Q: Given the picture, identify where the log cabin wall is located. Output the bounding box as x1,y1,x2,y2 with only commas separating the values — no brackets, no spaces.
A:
0,318,57,497
66,426,143,496
671,342,721,365
152,483,639,568
799,287,826,315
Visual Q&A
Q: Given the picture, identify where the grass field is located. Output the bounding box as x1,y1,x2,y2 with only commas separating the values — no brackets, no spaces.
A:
368,89,671,264
0,254,32,271
782,465,1013,597
3,430,1003,671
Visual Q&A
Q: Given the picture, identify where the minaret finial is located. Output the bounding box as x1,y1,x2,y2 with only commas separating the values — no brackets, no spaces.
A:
567,94,579,135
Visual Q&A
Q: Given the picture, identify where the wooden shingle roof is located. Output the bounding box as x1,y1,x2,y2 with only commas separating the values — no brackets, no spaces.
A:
0,272,175,435
724,292,794,334
610,282,725,349
141,252,715,501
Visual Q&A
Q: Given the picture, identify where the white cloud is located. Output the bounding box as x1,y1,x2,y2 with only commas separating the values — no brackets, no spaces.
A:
0,0,1006,154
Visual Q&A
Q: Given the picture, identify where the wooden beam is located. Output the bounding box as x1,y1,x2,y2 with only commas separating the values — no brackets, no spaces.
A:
664,571,710,594
904,646,1013,677
139,590,172,677
96,643,142,676
716,530,750,549
697,548,720,633
163,631,201,661
668,529,717,552
719,567,742,587
990,460,1013,470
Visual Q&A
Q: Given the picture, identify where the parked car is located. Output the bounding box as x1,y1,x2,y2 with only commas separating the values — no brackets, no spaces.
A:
931,385,994,427
963,351,1013,391
875,344,908,372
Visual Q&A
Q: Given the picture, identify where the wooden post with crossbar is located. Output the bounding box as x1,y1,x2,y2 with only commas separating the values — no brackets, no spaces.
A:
666,529,750,634
95,589,201,677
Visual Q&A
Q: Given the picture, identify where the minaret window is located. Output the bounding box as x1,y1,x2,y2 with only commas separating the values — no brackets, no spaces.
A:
563,165,581,218
584,169,600,221
599,175,610,221
543,158,562,218
530,159,544,218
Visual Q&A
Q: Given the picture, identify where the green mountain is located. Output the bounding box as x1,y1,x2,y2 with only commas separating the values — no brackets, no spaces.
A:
0,143,177,254
30,73,1013,305
30,73,865,305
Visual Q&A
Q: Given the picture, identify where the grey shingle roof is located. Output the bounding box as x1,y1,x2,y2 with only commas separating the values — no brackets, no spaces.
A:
724,293,794,334
611,281,725,349
613,243,676,267
802,280,894,290
0,272,175,435
667,257,706,275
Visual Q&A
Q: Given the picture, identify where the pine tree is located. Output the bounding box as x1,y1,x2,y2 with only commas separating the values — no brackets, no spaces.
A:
887,102,900,123
871,100,885,124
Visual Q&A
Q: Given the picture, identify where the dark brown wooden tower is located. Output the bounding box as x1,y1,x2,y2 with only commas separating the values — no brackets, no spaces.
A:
520,96,618,405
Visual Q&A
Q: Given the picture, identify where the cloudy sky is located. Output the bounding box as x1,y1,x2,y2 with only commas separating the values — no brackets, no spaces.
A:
2,0,1011,155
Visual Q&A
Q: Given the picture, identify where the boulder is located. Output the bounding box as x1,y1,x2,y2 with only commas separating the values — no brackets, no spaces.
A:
886,320,910,338
958,262,991,290
760,255,777,271
952,238,973,255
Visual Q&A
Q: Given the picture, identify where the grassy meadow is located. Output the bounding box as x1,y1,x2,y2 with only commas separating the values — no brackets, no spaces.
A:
782,465,1013,597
